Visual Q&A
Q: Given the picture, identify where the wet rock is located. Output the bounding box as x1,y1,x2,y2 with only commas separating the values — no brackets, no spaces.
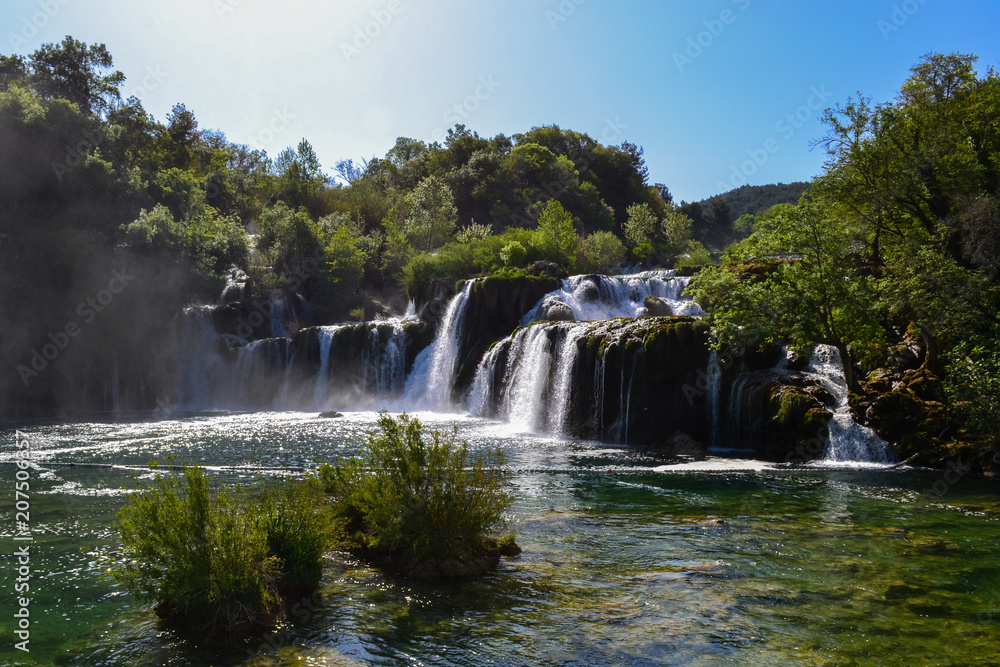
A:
642,295,673,317
539,301,575,322
319,411,343,419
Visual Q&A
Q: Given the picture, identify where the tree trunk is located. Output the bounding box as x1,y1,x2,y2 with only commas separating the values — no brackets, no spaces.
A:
835,341,862,395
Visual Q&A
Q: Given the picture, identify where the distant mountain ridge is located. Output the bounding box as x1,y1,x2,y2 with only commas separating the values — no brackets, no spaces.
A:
697,182,811,220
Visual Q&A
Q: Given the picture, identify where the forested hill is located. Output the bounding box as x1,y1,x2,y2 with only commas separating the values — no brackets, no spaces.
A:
701,182,811,220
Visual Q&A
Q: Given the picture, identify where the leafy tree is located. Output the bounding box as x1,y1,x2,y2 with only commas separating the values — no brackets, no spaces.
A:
403,175,458,251
659,204,693,258
624,203,657,250
689,197,884,391
582,231,626,273
535,199,577,269
28,37,124,116
500,241,527,268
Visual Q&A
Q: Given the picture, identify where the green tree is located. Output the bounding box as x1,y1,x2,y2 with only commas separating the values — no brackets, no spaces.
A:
689,197,884,391
582,231,626,273
403,175,458,251
624,202,657,251
28,37,124,116
535,199,577,269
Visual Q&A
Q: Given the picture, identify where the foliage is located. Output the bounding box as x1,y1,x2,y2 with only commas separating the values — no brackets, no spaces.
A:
535,200,577,269
319,412,514,565
500,241,527,268
582,231,627,273
111,465,329,637
945,339,1000,440
403,175,458,251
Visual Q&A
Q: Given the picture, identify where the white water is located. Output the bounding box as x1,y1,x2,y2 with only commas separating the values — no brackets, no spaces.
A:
313,326,341,408
522,270,704,323
806,345,894,464
402,281,473,410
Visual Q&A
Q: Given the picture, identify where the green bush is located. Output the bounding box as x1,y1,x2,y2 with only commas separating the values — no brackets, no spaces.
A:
319,412,515,571
500,241,527,268
582,231,626,273
111,465,329,637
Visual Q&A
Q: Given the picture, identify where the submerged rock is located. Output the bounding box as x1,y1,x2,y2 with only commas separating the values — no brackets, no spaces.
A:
319,411,343,419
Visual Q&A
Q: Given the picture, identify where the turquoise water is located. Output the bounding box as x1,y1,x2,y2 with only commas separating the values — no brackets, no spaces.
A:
2,411,999,665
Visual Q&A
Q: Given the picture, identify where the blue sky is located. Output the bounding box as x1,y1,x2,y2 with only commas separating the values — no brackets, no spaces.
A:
3,0,998,202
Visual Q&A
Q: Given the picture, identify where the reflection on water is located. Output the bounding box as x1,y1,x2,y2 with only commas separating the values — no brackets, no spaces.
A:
1,411,999,665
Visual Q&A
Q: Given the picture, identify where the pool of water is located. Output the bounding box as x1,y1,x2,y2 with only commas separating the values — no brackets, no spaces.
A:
2,411,999,665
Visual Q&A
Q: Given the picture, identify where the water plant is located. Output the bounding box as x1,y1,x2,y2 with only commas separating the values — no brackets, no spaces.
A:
320,411,519,577
111,464,329,638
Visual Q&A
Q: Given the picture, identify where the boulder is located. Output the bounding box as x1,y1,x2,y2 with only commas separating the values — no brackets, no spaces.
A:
642,296,673,317
539,300,575,322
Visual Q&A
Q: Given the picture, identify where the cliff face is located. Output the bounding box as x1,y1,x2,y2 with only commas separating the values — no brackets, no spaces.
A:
452,275,561,394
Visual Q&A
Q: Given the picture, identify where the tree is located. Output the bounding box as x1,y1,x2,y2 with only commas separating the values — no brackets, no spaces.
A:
624,203,657,250
403,176,458,251
659,204,693,258
688,197,885,392
582,231,626,274
29,37,124,116
535,200,577,269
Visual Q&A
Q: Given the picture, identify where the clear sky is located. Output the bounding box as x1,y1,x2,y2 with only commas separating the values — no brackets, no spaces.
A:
3,0,998,202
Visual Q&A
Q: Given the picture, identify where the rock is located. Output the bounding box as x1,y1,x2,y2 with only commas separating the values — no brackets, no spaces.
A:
319,411,343,419
539,300,575,322
526,260,567,279
661,431,705,455
642,296,673,317
418,298,445,323
854,368,950,461
577,278,601,303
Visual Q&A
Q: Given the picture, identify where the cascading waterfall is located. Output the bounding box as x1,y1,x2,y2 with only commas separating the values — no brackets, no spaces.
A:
403,281,474,410
269,293,294,338
504,326,556,433
522,270,704,323
706,349,722,447
806,345,894,464
313,326,341,408
172,306,228,409
363,321,407,395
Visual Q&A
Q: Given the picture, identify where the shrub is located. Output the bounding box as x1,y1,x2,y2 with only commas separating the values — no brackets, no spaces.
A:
582,231,626,273
111,465,329,638
319,412,516,575
500,241,527,268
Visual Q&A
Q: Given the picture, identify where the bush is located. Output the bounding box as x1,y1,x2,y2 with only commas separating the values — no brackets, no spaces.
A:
111,465,329,638
500,241,527,268
319,412,516,576
582,231,626,273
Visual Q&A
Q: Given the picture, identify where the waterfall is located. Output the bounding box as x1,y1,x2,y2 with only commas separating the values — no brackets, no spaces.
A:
403,282,473,410
221,265,247,303
364,321,407,395
706,350,722,447
806,345,893,464
269,293,292,338
522,270,704,323
313,326,341,408
505,327,556,433
173,306,227,410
